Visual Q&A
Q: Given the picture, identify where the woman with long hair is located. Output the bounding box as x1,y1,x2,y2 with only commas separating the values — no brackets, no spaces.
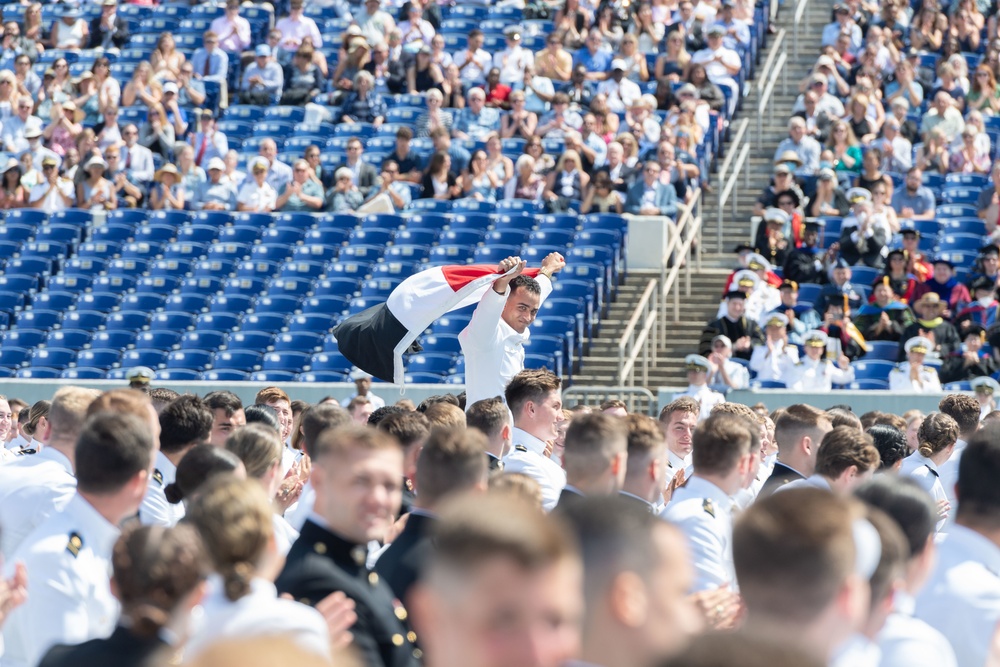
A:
79,156,116,212
464,149,501,202
122,61,162,109
916,127,950,174
150,32,185,82
165,445,246,508
407,47,444,95
968,64,1000,115
500,90,537,139
184,477,332,660
149,163,185,210
0,158,25,209
686,63,725,111
949,125,992,174
73,73,101,126
826,119,862,174
581,172,623,213
421,151,462,200
38,525,210,667
504,154,544,201
655,31,690,82
631,3,664,55
544,149,589,210
42,100,81,157
524,136,555,175
92,57,121,114
139,103,175,159
590,93,620,140
485,132,513,184
616,34,650,83
554,0,592,49
21,4,44,56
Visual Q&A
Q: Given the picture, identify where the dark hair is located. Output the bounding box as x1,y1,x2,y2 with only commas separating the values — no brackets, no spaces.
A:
938,394,981,435
300,403,352,458
661,632,824,667
562,413,628,481
826,408,863,430
113,524,209,637
368,405,408,426
854,476,937,558
510,274,541,297
164,445,244,504
466,397,510,439
76,413,155,495
813,426,881,478
417,394,461,411
243,404,280,433
691,412,754,475
395,126,413,140
917,412,959,458
866,424,909,469
427,150,450,176
203,390,243,417
505,369,562,417
159,394,213,454
957,423,1000,523
378,411,431,449
415,427,489,505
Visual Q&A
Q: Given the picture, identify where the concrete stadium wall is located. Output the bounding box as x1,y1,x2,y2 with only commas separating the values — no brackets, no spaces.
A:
656,387,966,415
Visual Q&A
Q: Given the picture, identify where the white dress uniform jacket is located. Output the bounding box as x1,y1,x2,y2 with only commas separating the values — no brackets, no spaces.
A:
915,524,1000,667
878,592,958,667
2,494,120,667
502,427,566,512
707,358,750,391
660,476,736,592
900,451,950,531
888,362,942,392
937,439,966,525
185,576,331,661
459,275,553,410
776,474,832,493
671,385,725,421
0,447,76,560
748,341,799,382
787,357,856,390
138,451,185,527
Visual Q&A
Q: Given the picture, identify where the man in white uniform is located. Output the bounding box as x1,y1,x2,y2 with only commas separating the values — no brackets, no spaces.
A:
2,412,156,667
889,337,942,393
672,355,725,421
460,253,565,409
0,387,97,560
340,371,385,410
501,369,567,512
788,330,855,390
971,376,999,420
661,412,755,592
937,393,982,529
749,313,798,383
139,395,212,527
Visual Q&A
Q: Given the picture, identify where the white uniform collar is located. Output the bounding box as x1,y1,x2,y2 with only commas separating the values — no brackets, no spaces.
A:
619,490,654,509
68,493,121,557
684,475,734,506
36,446,74,476
512,427,549,457
667,449,692,470
155,450,178,486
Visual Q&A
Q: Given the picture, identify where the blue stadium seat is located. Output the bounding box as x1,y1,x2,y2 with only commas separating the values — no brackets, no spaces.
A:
240,313,286,331
279,260,326,279
938,234,983,252
0,223,34,244
313,277,361,297
61,368,106,380
46,329,92,349
261,351,310,373
420,334,463,354
227,331,276,352
133,224,176,244
1,329,46,349
181,330,227,351
6,256,53,275
845,379,890,390
485,229,530,247
0,346,31,369
33,224,80,244
339,245,384,263
208,294,253,314
304,227,350,247
48,275,91,293
405,199,451,212
297,371,350,382
851,360,896,381
28,347,75,369
360,278,403,298
250,371,298,382
76,241,121,260
106,311,150,332
439,229,486,247
941,218,988,236
33,292,76,312
224,277,267,298
493,213,536,232
5,209,48,227
474,245,522,264
301,295,349,315
0,274,38,294
254,295,302,315
121,349,168,369
274,332,324,352
75,293,121,313
167,350,213,372
213,350,263,371
349,227,395,247
156,369,203,381
16,310,61,331
89,223,134,244
309,353,354,373
394,229,438,246
935,205,978,219
404,372,447,383
430,315,471,335
250,243,293,264
405,353,456,375
16,368,61,379
149,312,196,331
135,331,183,350
288,313,337,332
201,370,251,381
267,277,314,298
261,226,307,246
941,187,980,205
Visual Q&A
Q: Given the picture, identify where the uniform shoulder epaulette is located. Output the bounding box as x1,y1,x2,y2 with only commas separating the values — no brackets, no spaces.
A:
16,448,36,456
702,498,715,518
514,444,528,453
795,360,803,366
152,469,164,486
66,531,83,558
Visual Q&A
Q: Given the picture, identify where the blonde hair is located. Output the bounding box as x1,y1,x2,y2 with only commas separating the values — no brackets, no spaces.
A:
185,476,274,602
224,423,282,480
917,412,959,458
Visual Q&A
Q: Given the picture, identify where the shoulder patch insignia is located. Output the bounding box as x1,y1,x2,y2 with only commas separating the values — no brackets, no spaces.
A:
152,469,164,486
66,532,83,558
514,444,528,452
16,448,36,456
702,498,715,518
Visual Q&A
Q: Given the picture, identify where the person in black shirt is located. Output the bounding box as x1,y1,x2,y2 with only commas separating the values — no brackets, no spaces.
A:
384,126,424,183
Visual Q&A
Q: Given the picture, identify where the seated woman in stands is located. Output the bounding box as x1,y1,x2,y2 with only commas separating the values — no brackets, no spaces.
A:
853,148,893,198
79,156,116,212
581,172,623,214
826,120,862,175
464,150,501,203
544,149,589,213
149,163,185,211
949,125,991,174
420,151,463,201
915,127,950,174
503,155,544,202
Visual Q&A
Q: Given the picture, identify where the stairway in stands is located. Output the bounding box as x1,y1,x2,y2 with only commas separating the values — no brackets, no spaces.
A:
575,0,834,389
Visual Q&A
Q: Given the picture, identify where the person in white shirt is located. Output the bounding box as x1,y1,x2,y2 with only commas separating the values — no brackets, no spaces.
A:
662,412,756,593
971,376,1000,420
671,355,725,421
237,156,277,212
494,26,535,86
658,397,700,495
120,123,155,182
596,60,642,113
888,337,942,393
788,329,856,391
0,387,97,560
211,0,252,55
619,414,668,512
340,372,386,410
459,253,565,409
140,395,212,528
937,394,982,527
779,426,880,494
3,412,156,667
275,0,323,52
915,431,1000,667
501,369,568,511
749,313,799,384
690,24,741,114
29,156,75,213
705,335,750,392
454,29,492,86
397,3,435,46
184,476,331,660
899,412,957,529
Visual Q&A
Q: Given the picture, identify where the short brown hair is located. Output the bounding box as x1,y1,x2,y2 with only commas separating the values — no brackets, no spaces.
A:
827,408,863,430
658,397,699,423
917,412,959,458
712,401,764,425
415,427,488,505
814,426,881,478
939,394,981,435
47,386,99,442
255,386,290,406
466,397,510,439
599,399,627,412
774,404,831,455
562,413,628,481
872,412,907,431
691,412,755,475
87,388,153,420
76,413,156,495
300,403,351,458
313,424,402,464
422,402,466,429
734,489,861,620
378,411,431,449
489,473,544,509
505,369,561,417
624,414,665,479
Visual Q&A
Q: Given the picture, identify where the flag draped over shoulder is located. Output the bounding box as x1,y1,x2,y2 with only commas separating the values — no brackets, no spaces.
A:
332,264,541,383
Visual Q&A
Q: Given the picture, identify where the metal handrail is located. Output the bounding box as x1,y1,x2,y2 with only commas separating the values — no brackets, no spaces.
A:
756,29,786,94
718,142,751,236
716,118,748,248
792,0,810,58
563,386,658,415
617,279,658,386
756,51,787,140
660,188,703,327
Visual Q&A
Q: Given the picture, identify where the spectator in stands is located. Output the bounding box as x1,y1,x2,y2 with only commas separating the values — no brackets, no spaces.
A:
175,64,206,108
151,33,186,83
543,149,588,211
366,42,406,96
537,92,583,139
28,156,74,213
808,168,849,217
700,290,765,360
430,126,470,175
74,73,103,128
176,144,207,208
956,276,1000,330
190,31,230,90
597,60,642,113
421,150,462,200
48,6,89,50
2,95,39,154
441,64,467,109
452,30,491,87
675,1,706,52
13,55,40,100
398,3,435,47
212,0,252,56
335,137,378,198
483,67,511,108
240,45,284,105
912,257,968,319
150,163,185,211
188,110,227,170
224,149,246,189
281,45,323,106
854,279,915,342
500,90,538,139
106,147,145,208
595,141,638,193
815,258,863,313
79,156,116,212
750,313,799,383
453,87,501,141
337,71,386,127
18,150,39,191
774,117,821,176
890,337,943,392
42,101,82,158
580,171,623,213
407,46,444,94
942,323,999,383
139,104,175,160
237,157,276,213
967,64,1000,115
535,33,573,84
826,119,862,175
655,31,691,83
871,117,912,173
623,159,678,217
0,158,24,209
121,62,160,110
691,23,740,112
195,157,237,211
22,126,60,173
379,128,420,184
915,126,950,175
275,0,323,53
494,26,534,86
120,124,154,183
504,155,544,201
899,292,962,363
275,159,325,212
327,167,365,213
890,167,936,220
838,188,887,268
357,0,396,47
258,138,292,194
921,91,965,145
951,125,992,174
88,0,129,50
94,106,122,153
463,150,501,202
755,163,797,216
365,160,412,212
821,4,862,49
509,64,553,116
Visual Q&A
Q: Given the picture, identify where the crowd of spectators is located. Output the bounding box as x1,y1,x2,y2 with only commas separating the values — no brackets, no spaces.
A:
0,0,762,217
700,0,1000,394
